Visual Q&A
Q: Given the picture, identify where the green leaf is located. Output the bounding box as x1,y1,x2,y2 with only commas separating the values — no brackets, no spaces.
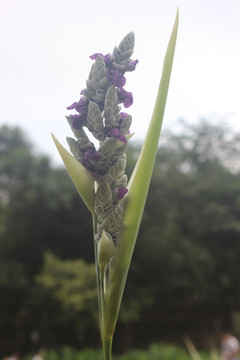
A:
100,9,179,338
52,134,95,212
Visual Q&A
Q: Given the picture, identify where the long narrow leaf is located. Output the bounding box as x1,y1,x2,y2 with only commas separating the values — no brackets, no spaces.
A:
101,9,179,338
52,134,95,212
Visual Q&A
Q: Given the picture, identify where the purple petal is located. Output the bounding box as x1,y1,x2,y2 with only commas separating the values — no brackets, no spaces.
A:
89,53,104,60
92,150,101,162
90,53,111,65
119,112,128,121
67,97,89,114
119,59,139,72
67,102,78,110
68,114,85,129
130,59,139,68
117,187,128,199
107,69,126,88
110,128,127,143
82,147,101,169
117,88,133,108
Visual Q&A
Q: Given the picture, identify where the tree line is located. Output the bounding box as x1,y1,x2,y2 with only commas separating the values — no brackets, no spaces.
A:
1,120,240,356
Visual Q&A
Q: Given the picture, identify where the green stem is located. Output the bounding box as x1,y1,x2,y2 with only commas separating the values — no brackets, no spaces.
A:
102,337,113,360
99,268,105,332
93,213,103,335
93,212,112,349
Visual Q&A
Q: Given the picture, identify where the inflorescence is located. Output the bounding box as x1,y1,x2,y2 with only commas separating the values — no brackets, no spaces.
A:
66,32,138,248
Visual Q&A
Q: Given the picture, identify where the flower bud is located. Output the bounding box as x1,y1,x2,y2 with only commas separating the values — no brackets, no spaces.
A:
66,137,83,161
98,230,115,270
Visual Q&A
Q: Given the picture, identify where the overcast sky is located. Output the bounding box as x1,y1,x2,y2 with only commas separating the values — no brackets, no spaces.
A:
1,0,240,163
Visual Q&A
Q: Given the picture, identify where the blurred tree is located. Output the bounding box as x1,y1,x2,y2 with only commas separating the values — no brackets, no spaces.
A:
123,120,240,346
1,120,240,353
0,125,93,354
36,252,97,318
32,252,98,346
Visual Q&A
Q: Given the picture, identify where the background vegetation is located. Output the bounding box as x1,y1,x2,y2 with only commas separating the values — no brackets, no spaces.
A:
1,120,240,357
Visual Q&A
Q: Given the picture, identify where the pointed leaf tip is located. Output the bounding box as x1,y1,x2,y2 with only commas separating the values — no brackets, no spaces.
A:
52,134,95,212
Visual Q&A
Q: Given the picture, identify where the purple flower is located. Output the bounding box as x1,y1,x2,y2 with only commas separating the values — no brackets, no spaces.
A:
67,97,89,128
107,69,126,88
119,112,128,121
82,146,101,169
122,59,139,72
117,187,128,199
67,102,78,111
90,53,111,65
109,128,127,143
117,88,133,108
131,59,138,67
68,114,86,129
67,97,89,114
89,53,102,60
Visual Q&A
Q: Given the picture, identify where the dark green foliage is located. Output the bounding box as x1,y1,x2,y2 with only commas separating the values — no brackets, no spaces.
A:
1,121,240,355
23,343,191,360
139,120,240,308
123,120,240,345
36,252,98,327
0,125,94,354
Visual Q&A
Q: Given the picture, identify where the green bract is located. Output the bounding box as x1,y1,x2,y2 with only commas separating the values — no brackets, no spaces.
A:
52,134,94,212
53,10,178,360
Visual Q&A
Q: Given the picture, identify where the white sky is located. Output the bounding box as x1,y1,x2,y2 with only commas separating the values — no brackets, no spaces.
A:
1,0,240,163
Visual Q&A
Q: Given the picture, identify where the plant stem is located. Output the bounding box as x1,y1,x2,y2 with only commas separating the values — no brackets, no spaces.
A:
102,337,113,360
92,213,103,335
93,212,112,359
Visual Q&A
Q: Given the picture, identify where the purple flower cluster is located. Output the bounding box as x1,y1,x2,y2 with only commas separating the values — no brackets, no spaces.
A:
90,52,137,108
67,47,137,139
89,52,137,143
67,34,137,188
67,97,89,129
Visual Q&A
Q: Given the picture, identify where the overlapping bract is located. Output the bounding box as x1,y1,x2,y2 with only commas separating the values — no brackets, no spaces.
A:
66,33,138,254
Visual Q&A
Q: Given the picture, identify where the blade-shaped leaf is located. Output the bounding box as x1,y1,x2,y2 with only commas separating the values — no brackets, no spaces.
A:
52,134,95,212
100,9,179,338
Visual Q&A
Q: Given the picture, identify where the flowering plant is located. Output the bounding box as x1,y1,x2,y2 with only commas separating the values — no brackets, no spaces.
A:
53,10,178,360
